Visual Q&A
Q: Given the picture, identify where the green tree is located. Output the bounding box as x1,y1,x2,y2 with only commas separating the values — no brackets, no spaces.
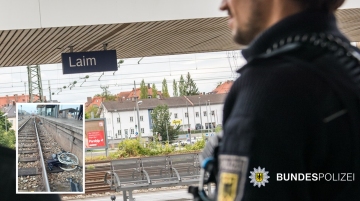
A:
140,79,148,99
173,79,178,97
151,104,180,141
85,105,100,119
0,111,11,133
184,72,200,95
151,83,158,98
162,78,170,98
178,75,186,96
99,86,117,101
0,110,15,149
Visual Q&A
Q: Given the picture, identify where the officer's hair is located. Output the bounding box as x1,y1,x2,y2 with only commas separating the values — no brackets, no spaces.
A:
295,0,345,12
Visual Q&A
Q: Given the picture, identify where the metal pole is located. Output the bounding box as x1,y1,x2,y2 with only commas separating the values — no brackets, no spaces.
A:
134,81,141,138
186,100,191,144
24,82,27,102
48,80,52,102
118,112,122,139
166,122,169,144
199,97,202,130
208,100,213,133
112,112,114,148
205,101,210,133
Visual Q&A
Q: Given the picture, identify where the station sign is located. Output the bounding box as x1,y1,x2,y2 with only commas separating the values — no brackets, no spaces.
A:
62,50,118,74
85,118,108,150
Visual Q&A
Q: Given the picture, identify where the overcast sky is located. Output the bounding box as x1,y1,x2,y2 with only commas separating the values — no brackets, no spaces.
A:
0,51,245,104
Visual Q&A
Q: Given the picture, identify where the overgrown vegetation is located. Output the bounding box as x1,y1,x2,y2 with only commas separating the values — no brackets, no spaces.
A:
85,137,206,162
0,130,15,149
0,110,15,149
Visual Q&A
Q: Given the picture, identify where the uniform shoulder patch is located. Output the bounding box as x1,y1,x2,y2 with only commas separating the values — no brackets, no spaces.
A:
218,155,248,201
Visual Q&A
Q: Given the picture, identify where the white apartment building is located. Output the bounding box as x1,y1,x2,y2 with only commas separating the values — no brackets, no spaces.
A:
99,94,227,139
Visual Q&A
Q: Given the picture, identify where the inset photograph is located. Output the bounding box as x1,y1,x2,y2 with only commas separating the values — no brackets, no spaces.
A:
16,103,84,194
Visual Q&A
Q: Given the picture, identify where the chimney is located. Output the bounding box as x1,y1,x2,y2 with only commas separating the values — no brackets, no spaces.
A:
148,83,150,89
14,94,18,102
13,101,16,106
87,97,92,104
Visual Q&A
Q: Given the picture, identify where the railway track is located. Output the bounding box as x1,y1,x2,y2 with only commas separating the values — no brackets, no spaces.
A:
17,117,50,192
83,161,112,194
17,117,83,192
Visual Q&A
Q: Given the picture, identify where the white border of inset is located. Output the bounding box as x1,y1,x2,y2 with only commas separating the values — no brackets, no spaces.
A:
16,103,85,194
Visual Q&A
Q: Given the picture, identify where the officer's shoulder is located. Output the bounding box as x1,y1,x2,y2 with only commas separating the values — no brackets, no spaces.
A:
0,145,16,160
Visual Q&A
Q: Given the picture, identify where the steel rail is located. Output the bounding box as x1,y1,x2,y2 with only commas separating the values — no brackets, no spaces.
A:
18,116,31,131
34,118,51,192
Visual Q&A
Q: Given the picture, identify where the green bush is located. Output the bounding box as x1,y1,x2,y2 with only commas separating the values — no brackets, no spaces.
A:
86,138,205,161
184,135,206,151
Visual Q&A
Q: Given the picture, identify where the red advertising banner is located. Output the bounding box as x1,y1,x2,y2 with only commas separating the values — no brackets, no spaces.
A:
87,130,105,147
85,118,107,149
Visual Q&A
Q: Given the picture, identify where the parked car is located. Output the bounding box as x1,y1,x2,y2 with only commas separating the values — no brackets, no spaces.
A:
195,123,203,130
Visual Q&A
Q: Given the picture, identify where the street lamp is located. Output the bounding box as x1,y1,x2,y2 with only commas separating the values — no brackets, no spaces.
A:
136,100,142,138
205,101,210,132
198,97,202,130
2,113,8,132
208,100,213,132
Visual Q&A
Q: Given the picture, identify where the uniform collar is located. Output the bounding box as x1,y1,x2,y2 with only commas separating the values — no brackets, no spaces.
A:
241,10,345,61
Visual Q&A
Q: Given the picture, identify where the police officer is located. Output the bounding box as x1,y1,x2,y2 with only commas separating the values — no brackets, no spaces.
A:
199,0,360,200
0,145,61,201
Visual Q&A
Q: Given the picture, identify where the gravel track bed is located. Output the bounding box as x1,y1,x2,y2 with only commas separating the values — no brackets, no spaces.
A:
37,122,83,192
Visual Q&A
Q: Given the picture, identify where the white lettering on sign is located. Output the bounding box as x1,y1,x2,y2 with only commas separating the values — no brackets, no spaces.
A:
69,56,97,67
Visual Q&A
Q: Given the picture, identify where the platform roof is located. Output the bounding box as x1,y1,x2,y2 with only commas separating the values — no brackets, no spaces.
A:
0,8,359,67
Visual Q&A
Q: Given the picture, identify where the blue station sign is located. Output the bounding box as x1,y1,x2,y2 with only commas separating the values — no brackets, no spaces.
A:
61,50,118,74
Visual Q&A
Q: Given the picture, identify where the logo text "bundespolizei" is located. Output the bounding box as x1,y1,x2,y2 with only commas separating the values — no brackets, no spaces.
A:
277,173,355,182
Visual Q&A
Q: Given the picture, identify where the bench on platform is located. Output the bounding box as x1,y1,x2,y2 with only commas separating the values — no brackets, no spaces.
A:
104,153,200,201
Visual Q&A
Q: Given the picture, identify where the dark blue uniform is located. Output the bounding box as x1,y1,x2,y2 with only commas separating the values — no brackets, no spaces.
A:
0,146,61,201
218,9,360,201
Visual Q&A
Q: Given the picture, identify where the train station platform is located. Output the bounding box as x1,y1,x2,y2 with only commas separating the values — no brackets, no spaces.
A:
38,116,84,166
40,116,83,131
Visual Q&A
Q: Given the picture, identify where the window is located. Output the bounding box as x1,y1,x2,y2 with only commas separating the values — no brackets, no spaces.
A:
150,110,154,114
204,111,207,116
140,116,143,121
117,117,120,123
196,112,199,117
131,129,134,134
125,129,128,135
130,116,133,122
141,128,144,133
211,111,215,116
185,113,188,118
118,130,121,135
174,113,178,118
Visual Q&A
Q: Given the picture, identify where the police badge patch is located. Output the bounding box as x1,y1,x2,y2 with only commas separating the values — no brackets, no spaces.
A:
218,155,249,201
